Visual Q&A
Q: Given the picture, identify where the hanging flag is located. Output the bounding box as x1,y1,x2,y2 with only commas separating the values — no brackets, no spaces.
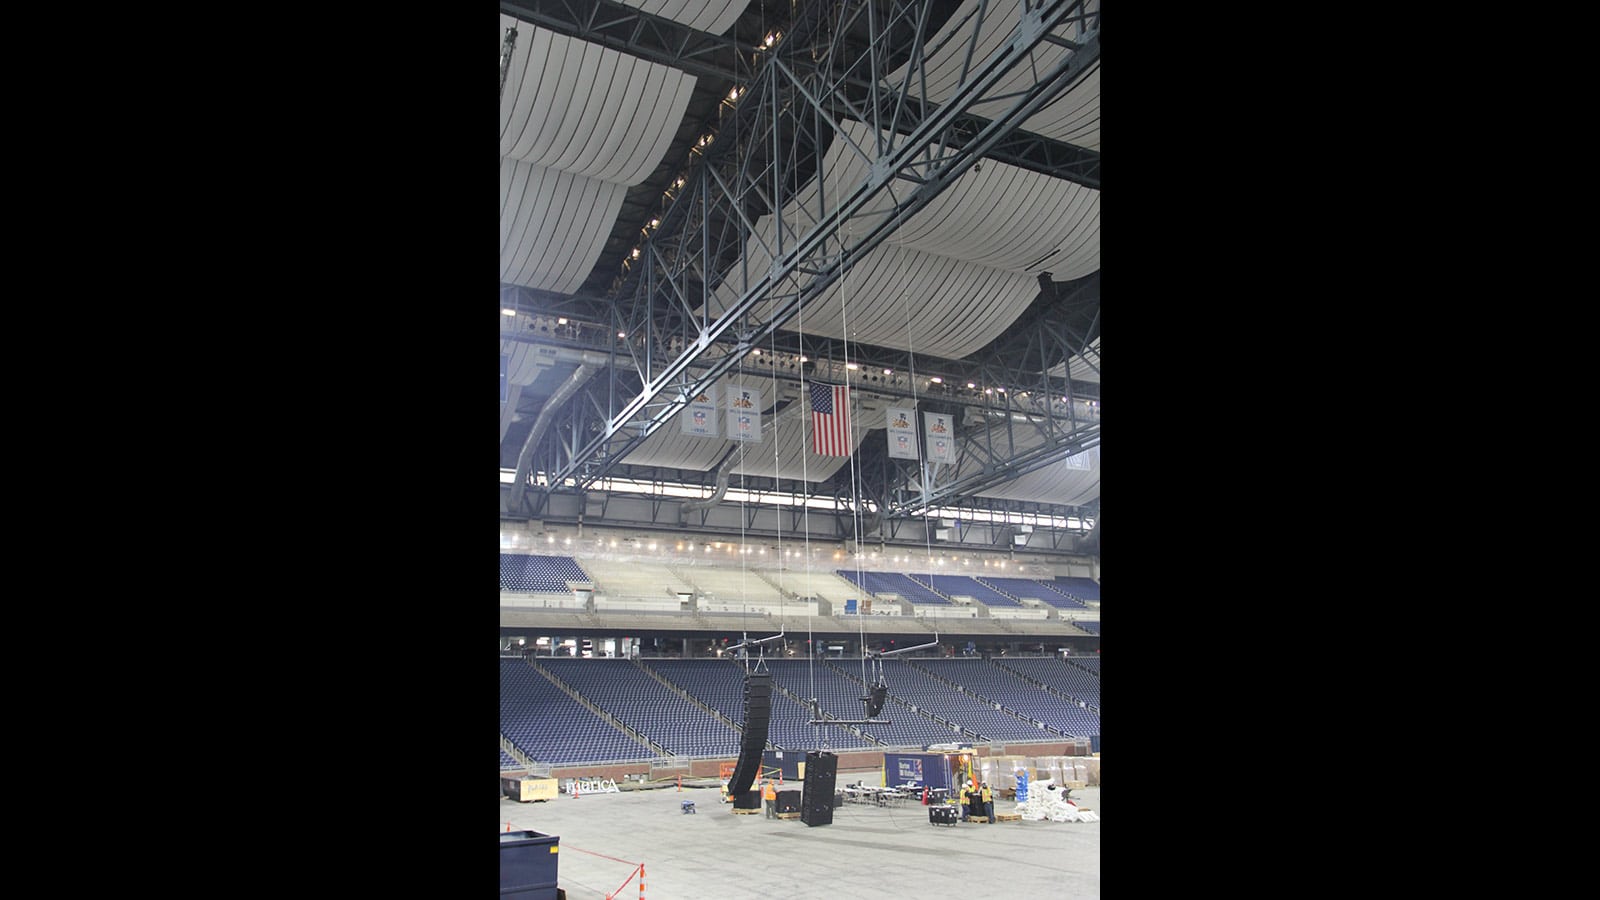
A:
924,412,955,463
681,386,718,437
809,381,851,457
727,386,762,442
886,407,919,460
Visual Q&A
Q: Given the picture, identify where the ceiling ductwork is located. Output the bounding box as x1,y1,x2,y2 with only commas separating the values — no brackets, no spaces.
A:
507,352,608,513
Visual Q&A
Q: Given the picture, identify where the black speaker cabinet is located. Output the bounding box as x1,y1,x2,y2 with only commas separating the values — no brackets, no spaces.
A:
800,751,838,827
731,790,762,810
727,674,772,795
929,805,959,826
800,803,834,826
775,790,801,814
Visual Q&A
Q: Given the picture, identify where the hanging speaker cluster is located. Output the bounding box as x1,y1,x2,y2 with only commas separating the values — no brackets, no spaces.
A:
726,674,771,800
865,685,888,718
799,751,838,827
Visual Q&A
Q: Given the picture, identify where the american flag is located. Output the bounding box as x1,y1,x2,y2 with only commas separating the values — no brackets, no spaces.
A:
810,381,851,457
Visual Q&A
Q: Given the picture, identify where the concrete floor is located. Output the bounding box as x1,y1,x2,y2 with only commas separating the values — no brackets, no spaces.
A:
500,774,1100,899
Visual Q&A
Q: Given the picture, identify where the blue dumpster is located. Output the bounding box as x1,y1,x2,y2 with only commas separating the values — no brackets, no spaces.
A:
500,830,559,898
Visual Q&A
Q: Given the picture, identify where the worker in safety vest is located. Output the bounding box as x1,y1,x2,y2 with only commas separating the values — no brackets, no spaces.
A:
980,783,994,823
763,780,777,817
958,784,972,821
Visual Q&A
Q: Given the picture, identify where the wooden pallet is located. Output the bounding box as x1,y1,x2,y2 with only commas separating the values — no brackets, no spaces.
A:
775,812,800,820
995,813,1021,822
968,816,988,823
731,808,761,815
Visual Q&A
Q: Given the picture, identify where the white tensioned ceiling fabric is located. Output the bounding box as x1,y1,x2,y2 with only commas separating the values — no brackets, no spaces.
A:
503,339,580,386
895,0,1101,150
1049,336,1100,384
615,0,752,34
951,425,1100,505
704,121,1098,359
499,18,698,293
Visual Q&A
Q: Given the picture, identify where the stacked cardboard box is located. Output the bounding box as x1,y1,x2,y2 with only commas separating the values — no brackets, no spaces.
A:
978,755,1031,797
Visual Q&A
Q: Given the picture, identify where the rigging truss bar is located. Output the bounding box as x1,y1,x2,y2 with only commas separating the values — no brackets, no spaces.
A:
551,4,1097,490
498,0,761,82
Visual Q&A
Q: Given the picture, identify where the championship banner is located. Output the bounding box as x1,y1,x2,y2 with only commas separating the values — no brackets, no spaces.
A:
681,386,718,437
727,386,762,442
886,407,919,460
924,412,955,463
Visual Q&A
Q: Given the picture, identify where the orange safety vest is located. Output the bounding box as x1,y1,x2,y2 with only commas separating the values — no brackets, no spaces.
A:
762,783,776,801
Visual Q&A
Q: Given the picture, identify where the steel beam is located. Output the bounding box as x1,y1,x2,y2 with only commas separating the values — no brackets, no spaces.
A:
499,0,762,82
501,0,1100,187
536,2,1098,493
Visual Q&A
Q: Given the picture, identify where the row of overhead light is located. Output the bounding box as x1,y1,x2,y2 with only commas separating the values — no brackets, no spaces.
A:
499,310,1094,405
502,311,632,342
503,310,1101,410
529,532,1035,571
611,32,780,293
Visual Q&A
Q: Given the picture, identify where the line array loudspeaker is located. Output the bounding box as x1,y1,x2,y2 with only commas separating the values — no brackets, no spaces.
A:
727,674,772,796
800,751,838,827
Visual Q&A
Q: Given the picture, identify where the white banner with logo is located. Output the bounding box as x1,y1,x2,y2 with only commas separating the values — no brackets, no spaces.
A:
727,385,762,442
886,407,919,459
681,386,718,437
924,412,955,463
